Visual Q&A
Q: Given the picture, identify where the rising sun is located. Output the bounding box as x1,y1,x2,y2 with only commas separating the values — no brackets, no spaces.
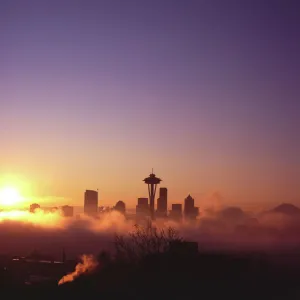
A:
0,187,23,207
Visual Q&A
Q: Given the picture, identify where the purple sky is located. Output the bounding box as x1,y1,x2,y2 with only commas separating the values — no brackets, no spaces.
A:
0,0,299,208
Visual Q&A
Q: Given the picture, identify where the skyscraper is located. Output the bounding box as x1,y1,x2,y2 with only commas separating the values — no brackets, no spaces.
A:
61,205,74,217
184,194,199,220
136,198,149,217
157,187,168,217
169,204,183,222
84,190,98,217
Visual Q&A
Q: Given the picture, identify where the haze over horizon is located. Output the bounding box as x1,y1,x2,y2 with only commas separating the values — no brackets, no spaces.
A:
1,0,299,208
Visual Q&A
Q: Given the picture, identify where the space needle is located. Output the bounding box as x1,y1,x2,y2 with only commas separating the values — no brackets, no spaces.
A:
143,170,162,220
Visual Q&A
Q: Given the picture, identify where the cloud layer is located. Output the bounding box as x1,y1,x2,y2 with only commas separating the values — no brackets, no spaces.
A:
1,204,300,261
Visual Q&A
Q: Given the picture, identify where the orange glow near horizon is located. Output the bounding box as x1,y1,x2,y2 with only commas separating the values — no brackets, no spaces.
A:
0,209,66,228
0,175,38,210
0,186,24,207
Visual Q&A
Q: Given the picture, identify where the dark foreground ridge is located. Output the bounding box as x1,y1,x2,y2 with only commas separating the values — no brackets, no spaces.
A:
1,226,300,300
2,250,300,299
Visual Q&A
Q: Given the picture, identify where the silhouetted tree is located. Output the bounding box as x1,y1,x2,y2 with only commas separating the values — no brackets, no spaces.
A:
114,223,183,262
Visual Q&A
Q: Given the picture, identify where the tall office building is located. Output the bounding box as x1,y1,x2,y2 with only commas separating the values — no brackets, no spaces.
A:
157,187,168,217
184,194,199,220
61,205,74,217
169,204,183,222
136,198,149,217
84,190,98,217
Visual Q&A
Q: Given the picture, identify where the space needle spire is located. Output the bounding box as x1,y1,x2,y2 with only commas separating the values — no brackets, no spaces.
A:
143,170,162,220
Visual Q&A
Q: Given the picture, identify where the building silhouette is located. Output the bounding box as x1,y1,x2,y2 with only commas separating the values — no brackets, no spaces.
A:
114,201,126,215
29,203,40,213
61,205,74,217
43,206,58,213
143,172,162,220
136,198,149,217
84,190,98,217
184,194,199,220
156,187,168,217
169,204,183,222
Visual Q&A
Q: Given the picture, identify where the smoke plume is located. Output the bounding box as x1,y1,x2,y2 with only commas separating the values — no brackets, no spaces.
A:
58,254,98,285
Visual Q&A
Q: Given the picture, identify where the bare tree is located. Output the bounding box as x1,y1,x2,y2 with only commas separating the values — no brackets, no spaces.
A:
114,222,183,262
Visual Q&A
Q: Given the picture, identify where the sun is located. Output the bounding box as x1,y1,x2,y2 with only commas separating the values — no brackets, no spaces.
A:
0,187,23,207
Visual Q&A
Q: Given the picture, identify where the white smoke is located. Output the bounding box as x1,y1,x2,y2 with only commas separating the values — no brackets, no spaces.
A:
58,254,98,285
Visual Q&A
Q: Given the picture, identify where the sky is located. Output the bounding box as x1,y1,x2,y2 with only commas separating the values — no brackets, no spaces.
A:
0,0,299,209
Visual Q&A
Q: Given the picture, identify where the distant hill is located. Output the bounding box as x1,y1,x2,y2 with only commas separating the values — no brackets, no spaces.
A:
218,206,247,223
220,207,245,219
270,203,300,216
